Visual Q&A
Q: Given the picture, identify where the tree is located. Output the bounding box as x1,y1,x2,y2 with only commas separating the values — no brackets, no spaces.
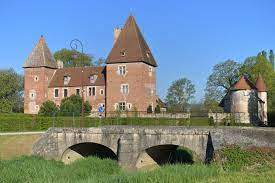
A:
155,105,161,113
240,51,274,110
269,50,274,71
0,69,23,113
147,105,153,113
165,78,195,111
204,60,241,110
53,49,93,67
59,95,91,116
38,101,59,116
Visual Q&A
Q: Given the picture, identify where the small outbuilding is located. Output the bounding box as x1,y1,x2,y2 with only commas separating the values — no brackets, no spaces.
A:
219,75,268,125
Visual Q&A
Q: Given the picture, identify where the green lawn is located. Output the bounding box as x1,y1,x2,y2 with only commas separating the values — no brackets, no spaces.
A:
0,146,274,183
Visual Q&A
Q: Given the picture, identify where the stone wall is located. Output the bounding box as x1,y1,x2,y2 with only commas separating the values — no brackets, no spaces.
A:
32,126,275,170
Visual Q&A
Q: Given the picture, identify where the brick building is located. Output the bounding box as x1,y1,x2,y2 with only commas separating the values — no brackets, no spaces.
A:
23,15,158,115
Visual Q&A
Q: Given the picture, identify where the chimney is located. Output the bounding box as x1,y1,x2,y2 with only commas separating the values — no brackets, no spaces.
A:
57,60,64,69
114,28,122,44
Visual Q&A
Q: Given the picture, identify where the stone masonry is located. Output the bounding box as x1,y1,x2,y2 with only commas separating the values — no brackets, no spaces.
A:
32,126,275,170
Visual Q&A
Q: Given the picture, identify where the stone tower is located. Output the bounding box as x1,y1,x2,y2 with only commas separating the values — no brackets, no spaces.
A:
255,74,268,124
23,36,57,114
229,76,258,123
105,16,158,114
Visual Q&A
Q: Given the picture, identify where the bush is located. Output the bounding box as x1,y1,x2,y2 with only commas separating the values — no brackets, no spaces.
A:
59,100,80,116
268,111,275,127
147,105,153,113
155,105,161,113
208,117,214,126
84,101,92,113
38,101,59,116
59,95,91,116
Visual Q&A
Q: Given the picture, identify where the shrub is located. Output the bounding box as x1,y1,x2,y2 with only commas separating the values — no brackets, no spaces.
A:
38,101,59,116
60,100,80,116
155,105,161,113
147,105,153,113
84,101,92,113
59,95,91,116
208,117,214,126
268,111,275,127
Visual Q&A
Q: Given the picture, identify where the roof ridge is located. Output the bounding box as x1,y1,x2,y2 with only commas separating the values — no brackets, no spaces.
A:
132,16,143,60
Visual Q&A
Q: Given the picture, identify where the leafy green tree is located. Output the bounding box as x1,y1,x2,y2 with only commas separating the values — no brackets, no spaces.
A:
240,51,274,110
60,100,80,116
38,101,59,116
155,105,161,113
53,49,93,67
147,105,153,113
59,95,91,116
165,78,195,111
204,60,241,110
0,69,23,113
269,50,274,71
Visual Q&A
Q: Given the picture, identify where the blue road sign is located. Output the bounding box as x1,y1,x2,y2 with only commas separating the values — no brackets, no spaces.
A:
98,106,104,113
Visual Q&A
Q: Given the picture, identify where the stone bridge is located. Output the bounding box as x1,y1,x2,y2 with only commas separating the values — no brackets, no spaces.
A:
33,126,275,170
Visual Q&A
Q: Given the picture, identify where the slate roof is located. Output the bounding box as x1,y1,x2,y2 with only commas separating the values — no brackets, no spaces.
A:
23,36,57,69
255,74,267,92
48,66,105,87
106,15,157,67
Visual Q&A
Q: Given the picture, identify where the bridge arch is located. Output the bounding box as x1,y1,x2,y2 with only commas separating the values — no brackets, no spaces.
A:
135,144,195,169
61,142,118,164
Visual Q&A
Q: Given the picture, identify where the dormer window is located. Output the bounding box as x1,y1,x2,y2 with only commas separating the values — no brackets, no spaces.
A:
89,74,97,84
120,50,126,57
63,76,70,85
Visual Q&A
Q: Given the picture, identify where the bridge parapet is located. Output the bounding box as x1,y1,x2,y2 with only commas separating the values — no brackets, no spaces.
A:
32,126,275,170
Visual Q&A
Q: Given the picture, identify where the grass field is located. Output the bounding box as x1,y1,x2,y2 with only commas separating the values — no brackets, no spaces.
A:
0,134,42,159
0,146,275,183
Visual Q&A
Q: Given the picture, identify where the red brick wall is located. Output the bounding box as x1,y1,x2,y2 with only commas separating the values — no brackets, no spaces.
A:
106,62,156,113
48,86,105,112
24,67,56,114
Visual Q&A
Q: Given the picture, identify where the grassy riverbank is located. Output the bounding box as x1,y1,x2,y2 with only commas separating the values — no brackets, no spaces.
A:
1,146,274,183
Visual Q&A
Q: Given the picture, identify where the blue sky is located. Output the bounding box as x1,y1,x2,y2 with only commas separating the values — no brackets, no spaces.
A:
0,0,274,101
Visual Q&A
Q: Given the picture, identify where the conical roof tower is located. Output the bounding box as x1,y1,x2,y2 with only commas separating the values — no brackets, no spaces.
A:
23,35,57,69
106,15,157,67
255,74,267,92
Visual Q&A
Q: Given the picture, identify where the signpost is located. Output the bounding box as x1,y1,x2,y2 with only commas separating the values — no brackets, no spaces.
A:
98,105,104,126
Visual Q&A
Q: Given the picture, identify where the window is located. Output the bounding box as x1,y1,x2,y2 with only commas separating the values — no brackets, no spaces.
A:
119,102,126,111
76,88,80,95
54,89,59,98
88,87,96,96
120,50,126,57
64,89,68,97
118,65,126,75
128,103,132,110
100,89,104,95
63,76,70,85
34,76,39,81
29,90,36,99
121,84,129,95
89,75,97,83
35,105,40,111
